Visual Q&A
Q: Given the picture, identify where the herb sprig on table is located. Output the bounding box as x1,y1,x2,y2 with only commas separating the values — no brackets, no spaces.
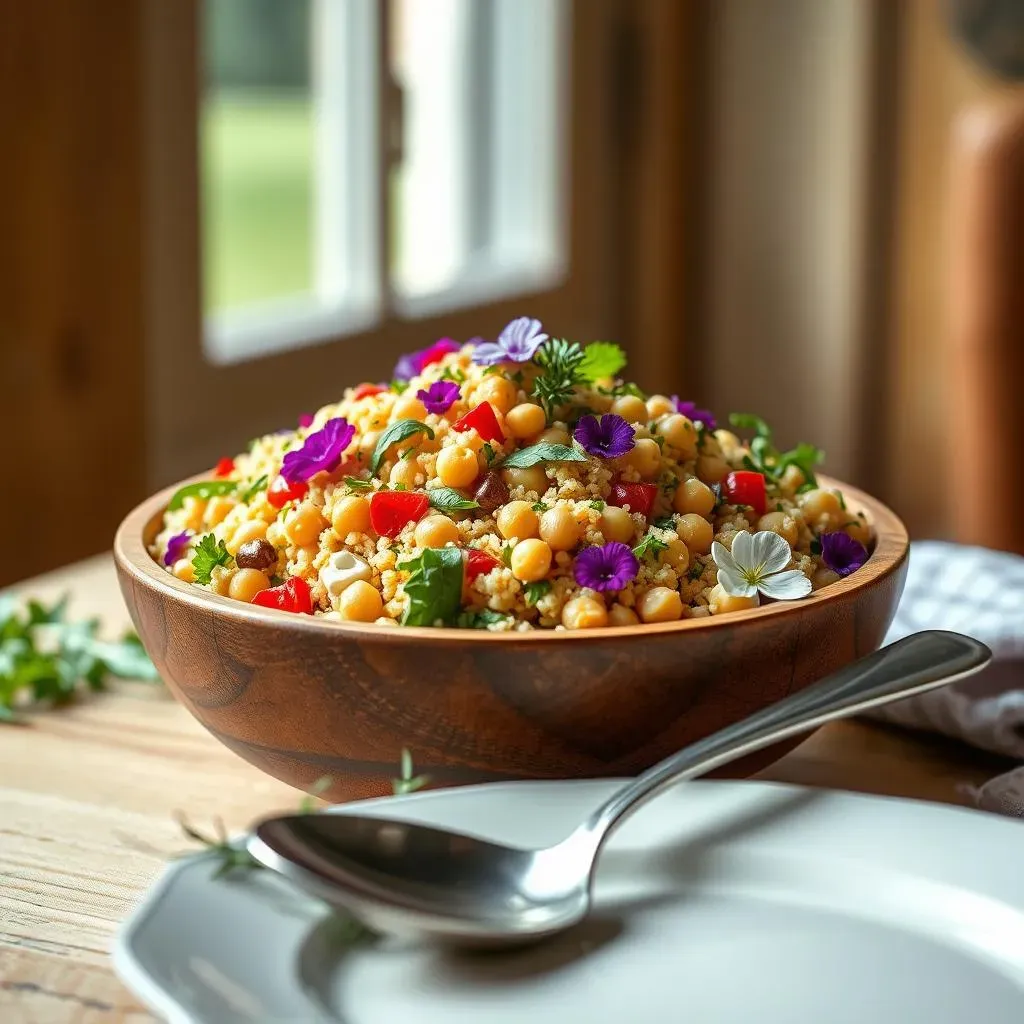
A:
0,594,160,722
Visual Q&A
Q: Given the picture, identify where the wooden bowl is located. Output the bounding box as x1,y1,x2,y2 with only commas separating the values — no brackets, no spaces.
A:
114,476,908,802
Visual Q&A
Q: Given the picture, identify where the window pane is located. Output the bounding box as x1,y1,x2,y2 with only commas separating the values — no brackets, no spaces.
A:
390,0,568,309
202,0,314,311
201,0,380,364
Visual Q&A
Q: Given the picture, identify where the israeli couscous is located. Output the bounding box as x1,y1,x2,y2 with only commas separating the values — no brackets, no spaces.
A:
151,319,871,630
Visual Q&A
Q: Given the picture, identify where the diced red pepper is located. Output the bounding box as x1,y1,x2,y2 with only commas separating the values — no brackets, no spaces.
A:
267,475,309,509
465,548,501,581
451,402,505,444
251,576,313,615
723,470,767,516
369,490,429,538
352,382,386,400
609,480,658,518
214,457,235,478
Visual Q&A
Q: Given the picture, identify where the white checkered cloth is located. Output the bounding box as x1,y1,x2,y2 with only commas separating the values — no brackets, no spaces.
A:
868,541,1024,814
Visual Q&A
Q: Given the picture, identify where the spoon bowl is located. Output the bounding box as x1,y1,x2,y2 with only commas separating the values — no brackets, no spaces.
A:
249,630,991,946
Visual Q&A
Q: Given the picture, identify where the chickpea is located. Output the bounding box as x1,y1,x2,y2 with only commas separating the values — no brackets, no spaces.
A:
562,595,609,630
392,394,428,421
172,558,195,583
539,505,580,552
646,395,675,419
611,395,648,424
510,538,552,582
357,430,381,461
638,586,683,623
696,454,729,485
661,538,690,572
713,429,742,457
476,377,517,414
600,505,636,544
677,513,714,554
608,603,640,627
228,568,271,603
226,519,269,556
205,495,236,528
265,521,285,547
285,502,326,547
658,414,697,459
414,515,460,548
799,488,842,522
673,476,715,517
331,495,371,538
621,438,661,479
756,511,799,548
844,516,872,548
374,616,398,627
389,457,421,489
780,465,806,492
813,567,841,590
436,445,479,488
496,501,539,540
209,565,236,597
537,427,570,447
505,402,546,439
338,580,384,622
502,464,549,496
708,583,759,615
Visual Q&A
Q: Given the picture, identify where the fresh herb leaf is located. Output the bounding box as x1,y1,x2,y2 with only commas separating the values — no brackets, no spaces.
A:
393,483,408,491
481,442,496,465
455,608,512,630
501,442,587,468
344,476,375,492
167,480,237,512
652,514,676,530
729,412,823,488
775,442,824,489
810,538,822,555
611,381,647,399
511,370,525,386
577,342,627,383
501,543,514,566
393,748,431,794
633,533,670,560
371,420,435,473
531,338,586,419
837,491,847,510
399,546,464,626
589,500,606,511
440,367,466,384
390,379,410,394
688,561,705,581
524,580,551,606
239,475,269,503
427,487,479,512
531,501,550,513
728,412,772,438
192,534,233,586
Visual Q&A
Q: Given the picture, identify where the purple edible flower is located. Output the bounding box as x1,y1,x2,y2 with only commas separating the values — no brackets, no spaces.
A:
671,398,717,432
417,380,460,415
280,417,355,483
164,531,192,567
298,412,314,429
573,414,635,459
573,541,639,593
393,338,461,382
471,317,548,366
820,532,868,577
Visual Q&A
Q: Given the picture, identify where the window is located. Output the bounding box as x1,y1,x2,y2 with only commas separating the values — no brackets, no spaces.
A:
201,0,566,364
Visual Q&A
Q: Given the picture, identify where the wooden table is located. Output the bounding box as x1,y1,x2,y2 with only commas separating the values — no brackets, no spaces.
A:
0,556,1015,1022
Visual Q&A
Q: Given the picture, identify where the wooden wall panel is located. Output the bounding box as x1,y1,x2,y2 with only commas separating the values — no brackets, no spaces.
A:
0,3,147,585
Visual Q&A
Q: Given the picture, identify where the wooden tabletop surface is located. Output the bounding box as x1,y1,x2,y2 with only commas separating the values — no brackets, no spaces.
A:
0,555,1015,1023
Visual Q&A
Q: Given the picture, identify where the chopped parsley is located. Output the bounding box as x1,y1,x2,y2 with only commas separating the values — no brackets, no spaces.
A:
652,514,676,530
633,533,670,561
390,379,410,394
455,608,511,630
524,580,552,606
501,543,514,567
192,534,233,585
531,501,550,513
730,412,823,488
589,499,606,511
482,442,496,465
344,477,375,492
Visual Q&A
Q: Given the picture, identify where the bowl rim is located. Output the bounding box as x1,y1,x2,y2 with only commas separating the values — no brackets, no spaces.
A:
114,473,908,646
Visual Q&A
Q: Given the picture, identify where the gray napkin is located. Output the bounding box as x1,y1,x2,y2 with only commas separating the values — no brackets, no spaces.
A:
868,541,1024,813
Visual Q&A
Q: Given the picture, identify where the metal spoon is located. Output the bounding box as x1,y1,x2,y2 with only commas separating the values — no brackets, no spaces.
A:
248,630,990,946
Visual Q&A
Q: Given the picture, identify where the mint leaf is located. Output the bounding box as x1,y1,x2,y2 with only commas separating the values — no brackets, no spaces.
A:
577,342,627,383
501,443,587,468
427,487,479,512
371,420,435,473
524,580,551,606
399,547,464,626
192,534,233,586
167,480,237,512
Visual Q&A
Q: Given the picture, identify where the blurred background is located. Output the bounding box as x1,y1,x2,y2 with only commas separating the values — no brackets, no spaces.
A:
3,0,1024,586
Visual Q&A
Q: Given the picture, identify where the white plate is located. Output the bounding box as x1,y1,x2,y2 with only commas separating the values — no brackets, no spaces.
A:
114,779,1024,1024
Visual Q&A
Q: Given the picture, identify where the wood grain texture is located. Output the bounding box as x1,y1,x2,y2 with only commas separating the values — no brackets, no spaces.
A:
114,477,909,802
2,554,1013,1022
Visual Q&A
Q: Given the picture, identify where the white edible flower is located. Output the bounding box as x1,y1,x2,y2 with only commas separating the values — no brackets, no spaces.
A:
319,550,372,598
711,531,812,601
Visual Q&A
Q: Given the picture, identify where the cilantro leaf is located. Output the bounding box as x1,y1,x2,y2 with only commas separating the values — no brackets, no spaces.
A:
167,480,237,512
501,443,588,469
633,533,669,560
192,534,233,586
427,487,479,512
577,342,627,383
524,580,552,606
399,547,464,626
371,420,435,473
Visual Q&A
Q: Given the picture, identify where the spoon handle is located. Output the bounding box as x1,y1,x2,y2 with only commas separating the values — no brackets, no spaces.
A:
582,630,990,848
